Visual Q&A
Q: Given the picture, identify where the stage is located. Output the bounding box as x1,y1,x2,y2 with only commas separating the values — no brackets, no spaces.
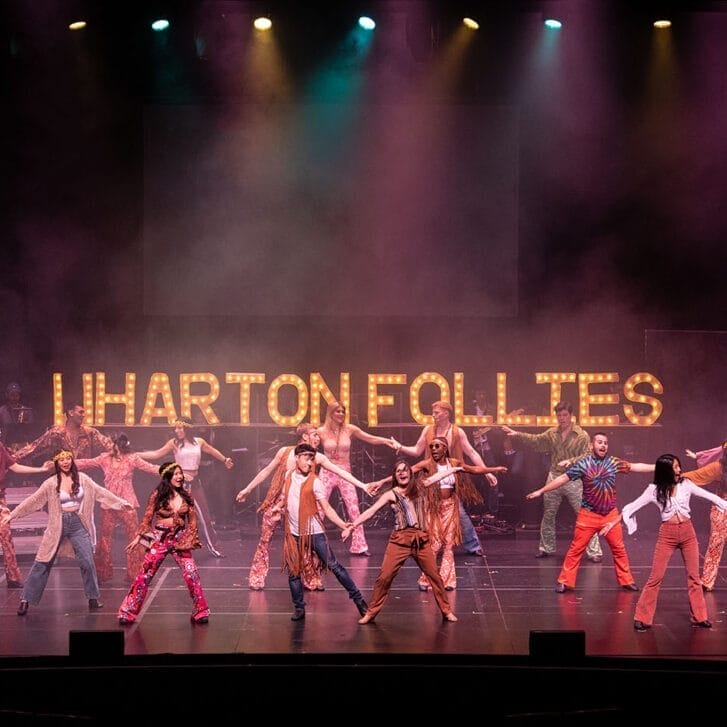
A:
2,520,727,723
2,519,726,658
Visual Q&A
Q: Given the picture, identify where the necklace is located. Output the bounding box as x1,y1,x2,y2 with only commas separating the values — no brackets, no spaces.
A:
328,424,343,460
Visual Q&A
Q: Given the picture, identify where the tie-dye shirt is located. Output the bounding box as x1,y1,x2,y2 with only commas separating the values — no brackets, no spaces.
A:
566,454,632,515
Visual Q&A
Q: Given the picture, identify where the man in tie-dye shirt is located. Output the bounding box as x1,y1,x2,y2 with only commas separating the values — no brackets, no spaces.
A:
526,432,654,592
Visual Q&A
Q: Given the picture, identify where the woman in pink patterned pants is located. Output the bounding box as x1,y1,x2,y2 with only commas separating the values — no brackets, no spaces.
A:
118,462,209,624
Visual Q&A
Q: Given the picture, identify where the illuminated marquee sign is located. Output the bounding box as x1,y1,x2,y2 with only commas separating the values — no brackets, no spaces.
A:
52,370,664,428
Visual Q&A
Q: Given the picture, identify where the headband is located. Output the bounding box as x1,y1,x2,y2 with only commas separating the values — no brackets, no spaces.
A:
161,462,180,477
53,450,73,461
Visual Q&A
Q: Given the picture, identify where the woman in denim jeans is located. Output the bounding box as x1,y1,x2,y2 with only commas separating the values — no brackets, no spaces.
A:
2,449,132,616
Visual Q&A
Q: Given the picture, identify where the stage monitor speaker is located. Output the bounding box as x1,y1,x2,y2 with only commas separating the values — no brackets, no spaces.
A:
69,630,124,663
529,630,585,662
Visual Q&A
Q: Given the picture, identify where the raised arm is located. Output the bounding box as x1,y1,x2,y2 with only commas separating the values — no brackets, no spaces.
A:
130,453,162,476
198,437,234,469
397,427,428,459
628,463,656,474
13,429,57,461
682,461,722,487
316,452,368,492
136,439,175,461
457,429,487,469
318,496,350,531
526,472,570,500
2,482,51,523
9,461,54,476
686,480,727,510
87,476,133,510
343,491,395,535
620,484,656,535
75,454,105,471
687,445,723,467
349,424,398,450
236,446,286,502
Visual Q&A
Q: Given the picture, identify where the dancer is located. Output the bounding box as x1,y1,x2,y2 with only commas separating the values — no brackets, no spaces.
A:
396,400,495,557
344,458,458,624
1,450,133,616
526,432,653,593
76,433,159,583
681,442,727,591
236,423,370,590
137,417,234,557
318,401,399,556
14,402,112,461
0,441,52,588
413,437,505,591
501,401,602,562
118,462,210,625
282,443,367,621
620,453,727,631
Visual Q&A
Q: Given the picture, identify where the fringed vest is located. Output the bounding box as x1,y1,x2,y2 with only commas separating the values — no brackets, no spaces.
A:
282,470,325,576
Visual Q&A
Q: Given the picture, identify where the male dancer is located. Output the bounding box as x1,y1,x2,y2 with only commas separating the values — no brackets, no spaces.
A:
501,402,602,562
281,443,367,621
236,424,371,590
527,432,654,592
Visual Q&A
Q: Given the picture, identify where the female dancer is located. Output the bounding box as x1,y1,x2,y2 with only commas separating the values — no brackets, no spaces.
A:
118,462,210,625
76,433,159,583
1,450,133,616
682,442,727,591
318,401,399,555
620,453,727,630
414,437,505,591
344,458,458,624
137,417,234,557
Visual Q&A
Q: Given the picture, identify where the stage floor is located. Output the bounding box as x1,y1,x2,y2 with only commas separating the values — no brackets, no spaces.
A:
2,521,726,661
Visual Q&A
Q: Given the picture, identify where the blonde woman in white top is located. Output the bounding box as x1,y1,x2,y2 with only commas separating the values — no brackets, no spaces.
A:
618,453,727,631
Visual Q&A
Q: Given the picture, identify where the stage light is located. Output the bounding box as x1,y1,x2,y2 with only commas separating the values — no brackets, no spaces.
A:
254,17,272,31
151,19,170,32
544,19,562,29
358,16,375,31
463,17,479,30
68,21,87,31
654,19,672,29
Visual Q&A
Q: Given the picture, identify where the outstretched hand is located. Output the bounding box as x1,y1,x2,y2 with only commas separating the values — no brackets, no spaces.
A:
126,535,141,553
685,449,697,460
236,489,249,503
526,489,542,500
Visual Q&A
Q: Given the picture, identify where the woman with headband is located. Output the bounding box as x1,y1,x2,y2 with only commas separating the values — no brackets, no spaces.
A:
1,449,133,616
137,417,234,557
118,461,210,625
